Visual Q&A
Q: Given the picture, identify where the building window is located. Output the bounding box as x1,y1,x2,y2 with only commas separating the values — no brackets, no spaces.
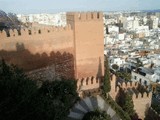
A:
134,76,137,80
144,80,147,86
139,78,142,83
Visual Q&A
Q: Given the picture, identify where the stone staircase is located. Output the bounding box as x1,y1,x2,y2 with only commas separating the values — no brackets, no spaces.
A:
68,95,121,120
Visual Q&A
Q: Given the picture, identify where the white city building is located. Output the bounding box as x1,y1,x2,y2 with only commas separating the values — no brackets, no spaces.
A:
152,17,159,29
131,67,160,86
109,57,126,67
108,25,119,33
17,12,66,26
123,17,139,30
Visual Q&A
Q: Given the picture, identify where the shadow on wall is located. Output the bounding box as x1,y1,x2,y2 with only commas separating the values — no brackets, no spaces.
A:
96,57,103,78
0,42,74,79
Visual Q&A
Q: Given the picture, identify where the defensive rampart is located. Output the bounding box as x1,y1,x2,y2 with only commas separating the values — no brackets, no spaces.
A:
0,11,104,81
77,76,102,97
0,25,74,54
0,25,74,79
110,74,152,120
77,76,102,90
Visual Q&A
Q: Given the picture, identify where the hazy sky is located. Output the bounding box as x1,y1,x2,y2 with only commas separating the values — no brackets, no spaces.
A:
0,0,160,14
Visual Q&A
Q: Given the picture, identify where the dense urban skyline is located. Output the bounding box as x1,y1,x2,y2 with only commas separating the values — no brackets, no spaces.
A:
0,0,160,14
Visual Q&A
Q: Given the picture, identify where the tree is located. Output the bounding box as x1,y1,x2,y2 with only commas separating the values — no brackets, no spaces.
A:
0,59,38,120
135,58,143,72
116,89,136,119
36,80,78,120
103,56,111,96
112,64,119,71
82,109,111,120
0,59,78,120
116,88,126,108
123,93,135,117
123,72,131,81
115,71,131,81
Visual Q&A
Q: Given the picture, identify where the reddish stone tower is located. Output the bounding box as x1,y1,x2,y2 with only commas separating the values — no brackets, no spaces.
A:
67,12,104,79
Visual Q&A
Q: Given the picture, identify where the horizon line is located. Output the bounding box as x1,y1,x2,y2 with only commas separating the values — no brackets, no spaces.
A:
1,8,160,14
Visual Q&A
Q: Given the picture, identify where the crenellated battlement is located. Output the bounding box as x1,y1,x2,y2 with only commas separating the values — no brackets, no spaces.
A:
66,12,103,21
115,80,152,99
110,74,152,97
131,92,152,99
110,74,152,119
117,81,139,89
0,30,7,37
0,25,72,38
77,76,102,91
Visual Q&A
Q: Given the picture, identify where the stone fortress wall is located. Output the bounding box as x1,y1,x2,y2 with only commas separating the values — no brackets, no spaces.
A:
0,25,74,54
0,25,75,79
0,12,104,84
110,74,152,119
115,81,152,98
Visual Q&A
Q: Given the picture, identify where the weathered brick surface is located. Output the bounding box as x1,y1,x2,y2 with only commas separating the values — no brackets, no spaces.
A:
0,12,104,85
110,74,152,120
